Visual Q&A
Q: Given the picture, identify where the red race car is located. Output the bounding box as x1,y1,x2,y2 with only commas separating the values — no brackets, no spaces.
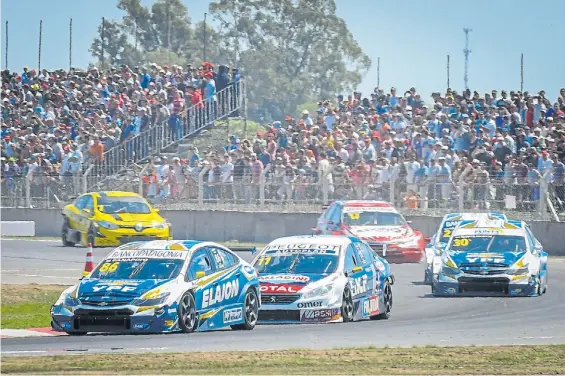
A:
312,200,425,263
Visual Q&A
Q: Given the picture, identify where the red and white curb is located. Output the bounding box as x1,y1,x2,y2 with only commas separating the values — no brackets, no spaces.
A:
1,328,68,338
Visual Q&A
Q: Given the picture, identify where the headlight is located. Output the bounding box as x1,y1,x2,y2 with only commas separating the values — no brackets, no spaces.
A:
393,237,420,248
443,257,457,269
507,267,529,275
98,221,119,230
152,221,169,229
441,266,460,275
302,285,332,299
131,292,170,306
64,294,81,307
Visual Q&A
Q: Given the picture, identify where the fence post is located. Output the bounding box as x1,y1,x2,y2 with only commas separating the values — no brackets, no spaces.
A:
321,173,329,205
458,175,464,212
538,173,549,220
389,176,396,206
198,166,210,206
25,171,32,208
259,164,271,207
82,164,94,193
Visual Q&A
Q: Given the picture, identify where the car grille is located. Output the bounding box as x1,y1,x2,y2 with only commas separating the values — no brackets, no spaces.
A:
79,299,132,307
461,269,508,275
73,308,134,332
457,277,510,293
259,310,301,321
459,263,509,268
261,294,301,305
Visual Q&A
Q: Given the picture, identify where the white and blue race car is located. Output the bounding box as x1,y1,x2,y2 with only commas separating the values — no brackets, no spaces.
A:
432,220,548,297
423,213,508,284
252,235,394,324
51,240,260,334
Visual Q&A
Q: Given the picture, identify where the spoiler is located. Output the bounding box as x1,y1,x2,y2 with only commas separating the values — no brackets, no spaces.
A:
229,246,258,255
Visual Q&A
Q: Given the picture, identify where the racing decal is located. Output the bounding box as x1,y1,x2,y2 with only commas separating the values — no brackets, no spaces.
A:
133,323,150,330
260,283,303,294
444,220,462,229
223,307,243,324
473,229,502,235
362,296,379,317
258,274,310,283
202,279,240,309
242,265,257,280
343,206,397,213
350,275,368,296
98,262,120,273
91,284,138,293
297,301,323,308
300,308,340,322
265,244,340,254
107,249,186,259
453,238,470,247
354,243,366,264
196,265,239,287
200,308,221,320
210,249,226,269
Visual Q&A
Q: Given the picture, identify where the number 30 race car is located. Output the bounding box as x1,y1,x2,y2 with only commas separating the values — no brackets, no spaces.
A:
252,235,394,324
433,220,548,297
313,201,425,263
51,240,260,334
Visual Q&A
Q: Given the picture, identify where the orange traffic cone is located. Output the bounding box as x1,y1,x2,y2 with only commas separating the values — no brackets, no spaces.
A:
82,243,94,277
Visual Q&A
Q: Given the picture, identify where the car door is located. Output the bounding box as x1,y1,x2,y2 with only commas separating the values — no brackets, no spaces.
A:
316,203,336,234
354,241,377,294
186,248,217,312
67,195,88,230
207,247,243,309
77,194,95,233
343,244,372,302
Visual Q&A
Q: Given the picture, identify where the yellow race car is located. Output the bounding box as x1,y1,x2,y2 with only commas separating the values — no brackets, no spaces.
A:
61,191,172,247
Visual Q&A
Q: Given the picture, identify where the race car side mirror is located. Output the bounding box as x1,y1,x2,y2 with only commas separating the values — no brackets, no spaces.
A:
251,247,257,255
196,271,206,278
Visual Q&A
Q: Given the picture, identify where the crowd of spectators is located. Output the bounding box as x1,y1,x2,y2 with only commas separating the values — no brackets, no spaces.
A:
0,62,241,203
145,86,565,214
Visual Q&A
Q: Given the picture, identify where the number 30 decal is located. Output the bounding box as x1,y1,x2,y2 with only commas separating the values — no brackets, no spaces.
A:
453,238,470,247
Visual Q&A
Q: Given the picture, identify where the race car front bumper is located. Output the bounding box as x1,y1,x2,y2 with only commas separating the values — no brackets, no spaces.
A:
50,303,181,334
258,296,342,324
92,226,171,247
433,274,539,297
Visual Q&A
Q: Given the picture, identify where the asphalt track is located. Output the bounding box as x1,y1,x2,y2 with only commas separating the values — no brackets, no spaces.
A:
2,239,565,356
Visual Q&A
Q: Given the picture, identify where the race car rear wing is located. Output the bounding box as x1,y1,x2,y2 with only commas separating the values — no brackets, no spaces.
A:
228,246,258,255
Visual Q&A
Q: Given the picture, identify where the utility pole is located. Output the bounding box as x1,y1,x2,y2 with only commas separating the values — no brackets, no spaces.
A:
69,18,73,71
101,17,105,70
377,57,380,89
38,20,43,72
203,13,207,62
447,54,450,89
463,28,472,90
5,21,8,70
520,53,524,92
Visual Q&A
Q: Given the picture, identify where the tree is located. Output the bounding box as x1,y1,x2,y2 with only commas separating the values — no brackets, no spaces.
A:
90,19,134,68
209,0,371,117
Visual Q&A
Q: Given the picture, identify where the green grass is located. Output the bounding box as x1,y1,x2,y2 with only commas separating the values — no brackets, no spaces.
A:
2,345,564,374
1,284,69,329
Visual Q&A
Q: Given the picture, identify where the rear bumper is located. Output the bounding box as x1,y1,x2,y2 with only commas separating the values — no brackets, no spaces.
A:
378,247,423,263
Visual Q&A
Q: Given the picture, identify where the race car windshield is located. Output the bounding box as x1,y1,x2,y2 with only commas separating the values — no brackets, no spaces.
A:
254,252,338,275
448,235,526,253
89,259,184,280
343,211,405,226
98,197,151,214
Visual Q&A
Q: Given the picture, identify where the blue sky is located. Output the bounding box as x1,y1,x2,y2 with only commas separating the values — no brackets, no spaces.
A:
1,0,564,101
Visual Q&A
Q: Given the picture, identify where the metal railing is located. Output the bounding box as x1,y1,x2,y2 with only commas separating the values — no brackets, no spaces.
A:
3,164,563,222
83,80,244,191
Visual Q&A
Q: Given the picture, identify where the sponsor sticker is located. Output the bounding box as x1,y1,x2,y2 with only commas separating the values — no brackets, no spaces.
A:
223,307,243,324
300,308,340,322
362,296,379,317
258,274,310,283
444,220,462,229
350,275,368,296
108,249,186,260
133,323,149,330
260,283,304,294
91,284,138,293
202,280,240,309
447,287,456,294
168,308,177,314
297,301,323,308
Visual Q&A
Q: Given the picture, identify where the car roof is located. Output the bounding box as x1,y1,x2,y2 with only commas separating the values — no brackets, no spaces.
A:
89,191,144,198
341,200,393,208
110,240,232,260
265,235,352,250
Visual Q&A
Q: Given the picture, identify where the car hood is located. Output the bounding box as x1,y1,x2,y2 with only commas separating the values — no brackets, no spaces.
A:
258,273,329,293
347,225,412,242
97,212,163,224
447,251,527,267
77,279,172,301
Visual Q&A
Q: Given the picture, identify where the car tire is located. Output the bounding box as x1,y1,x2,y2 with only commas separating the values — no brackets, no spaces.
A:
61,219,75,247
87,226,96,248
341,287,354,322
372,280,392,320
231,288,259,330
178,292,198,333
423,270,430,285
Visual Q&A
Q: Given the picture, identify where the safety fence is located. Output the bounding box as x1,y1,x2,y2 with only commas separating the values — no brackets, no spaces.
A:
3,165,563,222
84,81,244,191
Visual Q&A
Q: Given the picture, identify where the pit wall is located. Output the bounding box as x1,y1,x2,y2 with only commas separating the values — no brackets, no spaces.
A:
2,209,564,255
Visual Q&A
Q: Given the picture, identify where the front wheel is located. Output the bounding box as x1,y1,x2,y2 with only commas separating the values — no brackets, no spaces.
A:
341,287,354,322
231,288,259,330
61,219,75,247
178,292,198,333
372,280,392,320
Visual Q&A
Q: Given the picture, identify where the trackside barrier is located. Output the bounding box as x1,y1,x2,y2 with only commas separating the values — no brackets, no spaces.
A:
2,208,565,255
1,221,35,237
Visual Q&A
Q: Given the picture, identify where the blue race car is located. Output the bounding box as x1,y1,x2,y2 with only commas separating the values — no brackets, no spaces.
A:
51,240,260,335
252,235,394,324
424,213,508,284
432,220,548,297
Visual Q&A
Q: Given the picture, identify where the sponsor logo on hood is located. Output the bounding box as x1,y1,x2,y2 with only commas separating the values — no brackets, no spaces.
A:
260,283,304,294
258,274,310,283
448,251,526,266
78,279,170,298
349,226,410,241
